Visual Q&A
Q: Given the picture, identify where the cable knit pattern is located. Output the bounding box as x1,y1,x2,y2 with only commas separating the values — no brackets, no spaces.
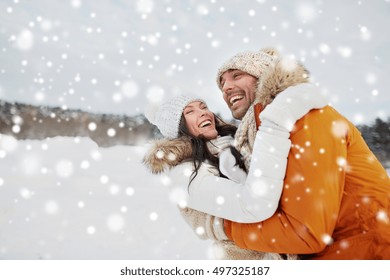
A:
234,105,257,169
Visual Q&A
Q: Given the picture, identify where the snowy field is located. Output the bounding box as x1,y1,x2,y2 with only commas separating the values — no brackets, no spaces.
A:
0,134,212,259
1,133,389,260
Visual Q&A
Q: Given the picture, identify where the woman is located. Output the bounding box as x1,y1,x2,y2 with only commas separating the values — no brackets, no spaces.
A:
144,92,326,259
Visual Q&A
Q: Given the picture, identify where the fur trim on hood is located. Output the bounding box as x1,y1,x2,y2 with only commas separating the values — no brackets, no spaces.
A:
254,53,310,107
143,136,193,174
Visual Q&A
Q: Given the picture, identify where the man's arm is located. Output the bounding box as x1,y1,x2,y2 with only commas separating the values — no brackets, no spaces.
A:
225,107,347,254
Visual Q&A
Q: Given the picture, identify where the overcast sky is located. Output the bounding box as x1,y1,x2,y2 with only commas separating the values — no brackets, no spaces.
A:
0,0,389,124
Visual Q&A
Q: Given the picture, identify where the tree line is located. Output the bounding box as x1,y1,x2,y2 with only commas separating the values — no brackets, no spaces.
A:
357,118,390,169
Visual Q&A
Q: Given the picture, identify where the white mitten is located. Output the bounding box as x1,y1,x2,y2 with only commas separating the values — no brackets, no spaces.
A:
179,207,228,241
207,135,234,156
260,83,328,131
219,149,247,183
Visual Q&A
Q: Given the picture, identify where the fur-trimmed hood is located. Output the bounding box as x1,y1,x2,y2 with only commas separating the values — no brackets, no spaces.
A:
143,136,193,174
254,49,310,107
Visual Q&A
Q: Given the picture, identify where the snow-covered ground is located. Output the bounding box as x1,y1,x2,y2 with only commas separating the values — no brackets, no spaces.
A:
1,134,389,260
0,134,211,259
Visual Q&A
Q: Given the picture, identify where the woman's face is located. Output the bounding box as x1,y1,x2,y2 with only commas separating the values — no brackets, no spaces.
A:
183,101,218,140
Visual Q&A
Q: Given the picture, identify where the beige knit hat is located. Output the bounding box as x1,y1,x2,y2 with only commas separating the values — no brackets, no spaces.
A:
216,47,279,90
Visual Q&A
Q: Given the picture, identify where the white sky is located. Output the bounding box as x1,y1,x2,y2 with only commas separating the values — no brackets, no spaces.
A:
0,0,389,125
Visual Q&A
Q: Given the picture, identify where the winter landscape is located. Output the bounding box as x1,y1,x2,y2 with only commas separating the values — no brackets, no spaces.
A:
0,0,389,261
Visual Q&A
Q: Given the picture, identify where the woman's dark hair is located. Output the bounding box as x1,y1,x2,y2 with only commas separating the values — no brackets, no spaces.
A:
178,114,247,186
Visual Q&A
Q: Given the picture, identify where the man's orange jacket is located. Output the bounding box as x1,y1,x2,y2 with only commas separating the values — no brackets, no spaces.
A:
224,105,390,259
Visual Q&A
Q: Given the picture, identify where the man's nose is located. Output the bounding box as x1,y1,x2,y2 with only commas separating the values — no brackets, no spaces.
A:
222,79,233,92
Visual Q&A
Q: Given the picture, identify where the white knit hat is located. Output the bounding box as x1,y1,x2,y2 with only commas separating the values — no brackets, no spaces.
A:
216,47,279,90
151,95,205,139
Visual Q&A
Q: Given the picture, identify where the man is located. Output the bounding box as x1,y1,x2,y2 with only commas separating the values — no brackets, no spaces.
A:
217,47,390,259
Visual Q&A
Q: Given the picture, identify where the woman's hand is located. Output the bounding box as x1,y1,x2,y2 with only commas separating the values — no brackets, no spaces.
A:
219,149,247,183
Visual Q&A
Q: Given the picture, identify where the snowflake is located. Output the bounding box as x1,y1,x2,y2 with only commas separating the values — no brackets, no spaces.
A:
196,226,205,235
107,214,125,232
321,234,333,245
70,0,81,9
107,128,116,137
296,3,317,23
15,29,34,50
146,85,165,103
337,46,353,58
100,175,109,184
126,187,135,196
86,226,96,235
136,0,154,14
149,212,158,221
121,80,139,98
44,200,59,215
55,159,73,178
216,196,225,205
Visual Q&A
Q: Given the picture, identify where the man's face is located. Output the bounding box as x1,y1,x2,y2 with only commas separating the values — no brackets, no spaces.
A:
220,69,258,120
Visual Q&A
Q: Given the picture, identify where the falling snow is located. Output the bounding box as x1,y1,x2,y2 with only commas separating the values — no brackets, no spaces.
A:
0,0,389,261
0,1,387,123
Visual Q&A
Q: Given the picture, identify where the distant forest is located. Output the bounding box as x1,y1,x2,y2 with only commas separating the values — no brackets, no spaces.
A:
357,118,390,168
1,100,389,169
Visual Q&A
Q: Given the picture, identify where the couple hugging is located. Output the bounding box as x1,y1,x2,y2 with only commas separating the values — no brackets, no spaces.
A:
144,47,390,260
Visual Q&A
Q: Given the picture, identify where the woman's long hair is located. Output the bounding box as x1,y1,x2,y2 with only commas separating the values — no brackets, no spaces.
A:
178,114,247,186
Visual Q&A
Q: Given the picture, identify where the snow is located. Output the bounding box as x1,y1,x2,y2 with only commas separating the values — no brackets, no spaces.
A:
0,134,211,259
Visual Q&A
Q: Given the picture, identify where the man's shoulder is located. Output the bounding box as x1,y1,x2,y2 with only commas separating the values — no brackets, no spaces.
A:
292,105,351,134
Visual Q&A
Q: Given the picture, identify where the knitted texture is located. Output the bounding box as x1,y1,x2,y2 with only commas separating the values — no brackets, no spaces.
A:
234,105,257,170
216,47,278,90
206,135,234,156
153,95,204,139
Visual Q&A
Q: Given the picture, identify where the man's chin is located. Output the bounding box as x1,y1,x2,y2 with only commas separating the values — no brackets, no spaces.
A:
232,109,245,120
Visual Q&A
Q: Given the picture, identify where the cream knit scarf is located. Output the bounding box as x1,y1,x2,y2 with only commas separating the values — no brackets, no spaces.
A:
234,105,257,170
